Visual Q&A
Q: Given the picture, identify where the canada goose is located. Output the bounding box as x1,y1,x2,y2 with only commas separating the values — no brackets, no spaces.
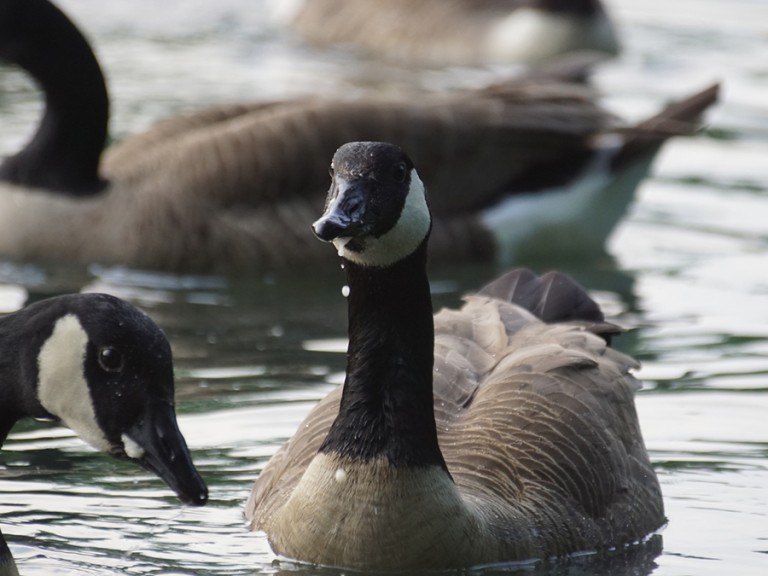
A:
0,0,718,273
279,0,621,66
0,292,207,575
246,142,664,570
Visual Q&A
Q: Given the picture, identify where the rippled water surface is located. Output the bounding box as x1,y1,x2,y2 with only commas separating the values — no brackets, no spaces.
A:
1,0,767,574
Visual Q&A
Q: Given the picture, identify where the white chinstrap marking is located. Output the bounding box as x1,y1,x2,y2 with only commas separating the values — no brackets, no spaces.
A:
121,434,146,460
333,171,431,267
37,314,111,453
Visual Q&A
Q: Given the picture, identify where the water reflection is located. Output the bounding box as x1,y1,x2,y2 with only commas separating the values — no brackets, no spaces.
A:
0,247,765,575
266,535,663,576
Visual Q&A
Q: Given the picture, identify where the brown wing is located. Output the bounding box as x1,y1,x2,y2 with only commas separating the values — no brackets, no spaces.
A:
102,79,717,217
101,81,607,213
101,102,284,181
433,296,663,551
97,81,613,270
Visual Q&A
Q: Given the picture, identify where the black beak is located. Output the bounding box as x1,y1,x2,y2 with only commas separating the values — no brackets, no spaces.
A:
124,403,208,506
312,178,370,242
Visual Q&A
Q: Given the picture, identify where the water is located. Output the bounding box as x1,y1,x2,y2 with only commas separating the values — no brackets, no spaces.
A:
1,0,767,574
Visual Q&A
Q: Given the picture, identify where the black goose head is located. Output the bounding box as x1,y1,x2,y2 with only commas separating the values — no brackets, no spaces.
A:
25,293,207,505
312,141,431,267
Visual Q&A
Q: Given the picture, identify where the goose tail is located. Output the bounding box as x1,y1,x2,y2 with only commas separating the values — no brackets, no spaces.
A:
477,268,623,341
611,82,720,169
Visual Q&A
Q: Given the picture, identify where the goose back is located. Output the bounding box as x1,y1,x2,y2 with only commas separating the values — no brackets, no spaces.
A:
101,83,609,211
97,84,613,270
286,0,620,66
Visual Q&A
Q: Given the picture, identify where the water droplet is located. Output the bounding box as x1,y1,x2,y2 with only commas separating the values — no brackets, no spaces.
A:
337,248,344,257
341,285,350,297
270,325,284,337
335,468,347,483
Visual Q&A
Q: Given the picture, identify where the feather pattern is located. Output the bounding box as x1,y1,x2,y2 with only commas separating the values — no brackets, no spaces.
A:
247,269,663,565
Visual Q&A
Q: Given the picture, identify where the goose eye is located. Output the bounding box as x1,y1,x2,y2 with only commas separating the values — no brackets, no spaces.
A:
392,162,407,184
98,347,124,373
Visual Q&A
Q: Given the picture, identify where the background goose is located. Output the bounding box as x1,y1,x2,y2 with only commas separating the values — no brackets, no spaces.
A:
0,0,717,273
246,142,664,570
277,0,621,66
0,292,207,575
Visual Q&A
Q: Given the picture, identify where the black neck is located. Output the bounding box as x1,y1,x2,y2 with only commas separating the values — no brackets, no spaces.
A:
320,241,447,470
0,0,108,195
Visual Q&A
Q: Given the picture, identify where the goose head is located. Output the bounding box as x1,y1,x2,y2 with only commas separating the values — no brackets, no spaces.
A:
0,293,207,506
312,141,431,268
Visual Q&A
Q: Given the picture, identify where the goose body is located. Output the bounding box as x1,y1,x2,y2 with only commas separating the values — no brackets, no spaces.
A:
247,142,664,570
0,0,717,273
280,0,620,66
0,292,207,574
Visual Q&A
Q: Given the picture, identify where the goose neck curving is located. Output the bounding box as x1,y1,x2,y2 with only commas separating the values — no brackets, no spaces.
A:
0,0,108,194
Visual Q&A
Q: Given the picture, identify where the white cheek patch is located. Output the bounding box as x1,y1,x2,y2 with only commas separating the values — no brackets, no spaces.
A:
37,314,112,453
335,172,431,267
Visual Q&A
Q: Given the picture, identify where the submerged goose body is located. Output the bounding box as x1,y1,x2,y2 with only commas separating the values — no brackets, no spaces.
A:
281,0,621,66
0,0,717,273
247,142,664,570
0,293,207,575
